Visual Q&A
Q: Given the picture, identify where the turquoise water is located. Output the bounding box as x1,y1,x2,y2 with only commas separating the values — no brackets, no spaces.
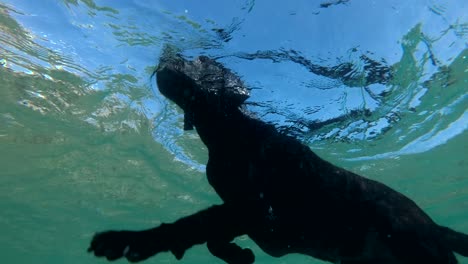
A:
0,1,467,263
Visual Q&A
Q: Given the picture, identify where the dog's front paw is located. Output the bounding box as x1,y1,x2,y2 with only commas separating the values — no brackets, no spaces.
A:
88,230,163,262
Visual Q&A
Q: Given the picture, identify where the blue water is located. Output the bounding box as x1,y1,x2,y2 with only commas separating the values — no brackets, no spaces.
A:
0,0,467,263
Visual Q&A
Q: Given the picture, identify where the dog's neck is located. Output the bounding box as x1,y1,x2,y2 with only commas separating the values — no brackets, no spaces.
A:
187,102,276,157
189,104,249,151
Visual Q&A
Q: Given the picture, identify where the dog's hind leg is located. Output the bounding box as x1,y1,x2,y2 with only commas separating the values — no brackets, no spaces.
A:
386,233,458,264
438,225,468,257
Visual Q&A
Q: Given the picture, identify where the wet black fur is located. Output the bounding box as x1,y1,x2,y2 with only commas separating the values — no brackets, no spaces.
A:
88,50,468,264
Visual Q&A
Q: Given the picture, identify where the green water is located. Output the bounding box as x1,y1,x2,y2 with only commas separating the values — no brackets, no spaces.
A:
0,2,467,264
0,65,288,263
1,58,467,264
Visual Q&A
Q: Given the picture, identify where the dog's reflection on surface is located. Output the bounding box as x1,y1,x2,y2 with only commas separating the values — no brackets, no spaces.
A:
88,48,468,264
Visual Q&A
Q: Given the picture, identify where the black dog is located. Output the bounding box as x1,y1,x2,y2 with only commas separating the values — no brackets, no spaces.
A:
88,48,468,263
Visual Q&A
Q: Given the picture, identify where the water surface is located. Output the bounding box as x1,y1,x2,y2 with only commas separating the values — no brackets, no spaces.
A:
0,1,467,263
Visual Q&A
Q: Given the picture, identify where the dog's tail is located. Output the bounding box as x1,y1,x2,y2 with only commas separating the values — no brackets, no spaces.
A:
438,225,468,256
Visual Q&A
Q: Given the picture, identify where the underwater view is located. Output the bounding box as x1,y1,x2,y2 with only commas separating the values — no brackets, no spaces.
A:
0,0,467,263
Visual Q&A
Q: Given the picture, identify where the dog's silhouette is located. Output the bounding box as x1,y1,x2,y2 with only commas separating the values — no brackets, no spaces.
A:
88,47,468,264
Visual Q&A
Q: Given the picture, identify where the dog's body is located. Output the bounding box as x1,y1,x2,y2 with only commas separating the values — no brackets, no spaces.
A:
88,49,468,263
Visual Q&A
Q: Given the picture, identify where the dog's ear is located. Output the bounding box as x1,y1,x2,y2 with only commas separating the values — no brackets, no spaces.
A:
219,70,250,107
192,56,250,108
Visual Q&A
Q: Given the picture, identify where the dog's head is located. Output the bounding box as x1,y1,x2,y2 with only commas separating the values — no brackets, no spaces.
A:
156,46,250,129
